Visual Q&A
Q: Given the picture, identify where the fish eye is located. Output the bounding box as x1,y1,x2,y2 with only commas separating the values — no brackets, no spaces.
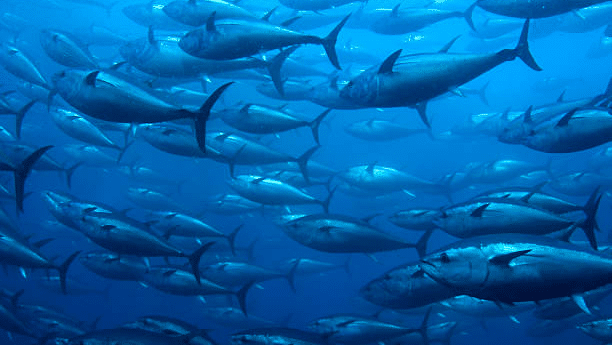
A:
440,253,450,263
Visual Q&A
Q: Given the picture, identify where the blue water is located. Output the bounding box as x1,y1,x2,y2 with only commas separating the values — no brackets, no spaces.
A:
0,0,611,344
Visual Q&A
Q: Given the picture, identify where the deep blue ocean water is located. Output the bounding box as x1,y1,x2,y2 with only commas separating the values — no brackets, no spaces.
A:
0,0,612,344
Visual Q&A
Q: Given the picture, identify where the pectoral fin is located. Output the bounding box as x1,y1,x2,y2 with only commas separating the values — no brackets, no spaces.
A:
571,294,591,315
489,250,531,266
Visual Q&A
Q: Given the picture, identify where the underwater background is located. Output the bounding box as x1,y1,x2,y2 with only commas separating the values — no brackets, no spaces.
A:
0,0,612,344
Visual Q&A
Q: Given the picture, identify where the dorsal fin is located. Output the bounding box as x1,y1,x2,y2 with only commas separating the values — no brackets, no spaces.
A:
366,162,377,174
206,12,217,33
361,213,381,224
439,35,461,53
470,203,489,217
523,106,533,124
378,49,402,74
240,103,251,113
519,190,537,203
556,109,578,127
556,90,566,103
215,132,232,141
319,226,338,232
281,16,302,27
571,9,586,20
391,3,400,17
32,238,54,249
163,269,177,277
261,6,277,21
251,176,266,184
501,107,511,121
329,76,339,90
85,71,100,87
147,26,156,46
337,320,356,328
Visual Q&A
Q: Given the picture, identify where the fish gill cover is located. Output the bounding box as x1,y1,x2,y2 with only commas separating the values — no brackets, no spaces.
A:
0,0,611,345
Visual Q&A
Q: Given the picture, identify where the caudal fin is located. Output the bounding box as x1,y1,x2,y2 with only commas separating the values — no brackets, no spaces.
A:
514,19,542,71
295,145,320,184
15,100,36,139
236,281,255,316
477,81,490,106
418,307,432,345
64,162,83,189
285,258,300,293
309,109,331,145
226,224,243,256
6,145,54,213
266,46,299,97
591,77,612,107
416,229,434,258
57,250,81,294
195,82,234,153
321,14,351,70
464,3,477,31
320,185,337,214
580,187,601,250
188,242,215,285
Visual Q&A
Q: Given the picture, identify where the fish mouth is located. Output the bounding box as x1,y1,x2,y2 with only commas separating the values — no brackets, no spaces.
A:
420,259,434,267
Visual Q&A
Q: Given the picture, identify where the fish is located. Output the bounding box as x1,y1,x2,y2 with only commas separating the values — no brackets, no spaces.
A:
121,28,295,95
201,307,280,329
64,328,201,345
279,0,365,11
51,69,232,153
439,295,534,323
281,214,431,255
344,120,430,142
179,13,351,70
141,266,253,314
163,0,257,26
217,105,330,144
435,188,601,249
468,0,612,19
534,284,612,320
232,328,326,345
360,259,454,309
369,5,474,35
206,132,319,179
228,175,333,212
421,234,612,303
339,20,540,127
0,43,49,88
121,315,214,344
123,1,193,30
70,213,213,284
388,209,442,231
200,260,298,291
519,108,612,153
39,29,98,68
50,108,120,149
577,318,612,342
337,163,445,196
80,251,149,282
308,313,426,344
